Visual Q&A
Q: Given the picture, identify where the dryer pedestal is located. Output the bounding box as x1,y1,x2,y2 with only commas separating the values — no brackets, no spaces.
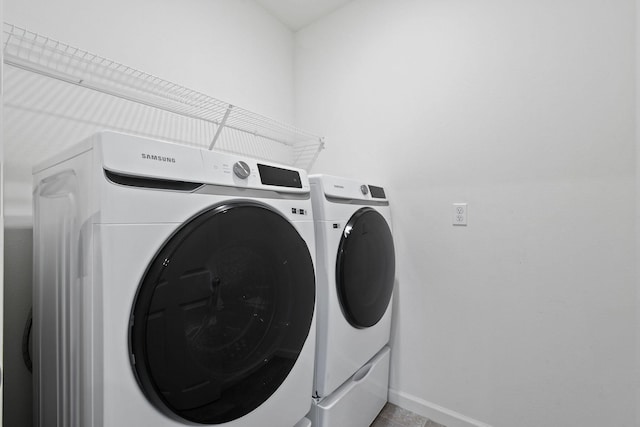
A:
309,346,390,427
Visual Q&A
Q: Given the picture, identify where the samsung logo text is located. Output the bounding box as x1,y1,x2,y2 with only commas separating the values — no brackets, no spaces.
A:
141,154,176,163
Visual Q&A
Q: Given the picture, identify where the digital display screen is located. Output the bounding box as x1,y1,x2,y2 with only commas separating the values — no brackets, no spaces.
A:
369,185,386,199
258,164,302,188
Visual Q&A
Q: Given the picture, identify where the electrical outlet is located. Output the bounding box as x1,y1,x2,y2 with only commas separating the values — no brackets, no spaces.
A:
453,203,467,226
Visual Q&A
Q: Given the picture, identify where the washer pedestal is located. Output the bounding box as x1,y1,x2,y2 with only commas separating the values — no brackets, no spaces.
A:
309,346,390,427
293,417,311,427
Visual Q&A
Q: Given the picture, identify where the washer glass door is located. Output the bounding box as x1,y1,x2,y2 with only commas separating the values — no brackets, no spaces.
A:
336,207,395,328
130,202,315,424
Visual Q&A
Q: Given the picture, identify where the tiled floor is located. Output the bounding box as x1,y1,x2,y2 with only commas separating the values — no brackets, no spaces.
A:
371,403,446,427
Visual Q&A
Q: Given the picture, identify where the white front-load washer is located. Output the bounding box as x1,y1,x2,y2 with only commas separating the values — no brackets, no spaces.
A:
32,131,317,427
308,174,395,427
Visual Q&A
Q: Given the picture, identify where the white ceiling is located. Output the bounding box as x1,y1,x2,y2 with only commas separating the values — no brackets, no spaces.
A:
253,0,354,31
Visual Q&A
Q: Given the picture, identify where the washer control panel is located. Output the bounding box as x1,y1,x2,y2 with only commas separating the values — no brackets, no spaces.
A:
95,132,310,194
202,149,309,193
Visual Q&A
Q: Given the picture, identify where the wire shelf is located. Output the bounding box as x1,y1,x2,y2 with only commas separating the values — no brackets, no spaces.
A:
2,22,324,170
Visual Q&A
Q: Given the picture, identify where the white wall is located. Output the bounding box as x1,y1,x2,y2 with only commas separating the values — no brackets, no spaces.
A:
3,1,295,425
295,1,637,426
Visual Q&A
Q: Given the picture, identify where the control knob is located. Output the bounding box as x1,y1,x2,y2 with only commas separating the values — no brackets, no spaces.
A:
360,185,369,195
233,161,251,179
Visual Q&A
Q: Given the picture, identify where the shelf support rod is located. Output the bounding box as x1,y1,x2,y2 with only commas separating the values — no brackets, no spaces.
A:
307,137,326,167
209,105,233,150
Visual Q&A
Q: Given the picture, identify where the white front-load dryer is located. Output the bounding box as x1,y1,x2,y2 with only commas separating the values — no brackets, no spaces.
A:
32,132,317,427
308,174,395,427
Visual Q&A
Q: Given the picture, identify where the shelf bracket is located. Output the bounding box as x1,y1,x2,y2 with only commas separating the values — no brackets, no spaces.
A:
209,105,233,150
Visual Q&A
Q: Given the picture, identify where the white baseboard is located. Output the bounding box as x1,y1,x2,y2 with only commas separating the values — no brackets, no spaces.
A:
388,389,494,427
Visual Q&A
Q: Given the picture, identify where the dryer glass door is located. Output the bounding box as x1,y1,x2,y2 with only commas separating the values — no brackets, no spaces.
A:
129,202,315,424
336,207,395,328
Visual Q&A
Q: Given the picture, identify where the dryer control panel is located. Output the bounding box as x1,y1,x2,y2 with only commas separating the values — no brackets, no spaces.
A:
309,174,388,203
